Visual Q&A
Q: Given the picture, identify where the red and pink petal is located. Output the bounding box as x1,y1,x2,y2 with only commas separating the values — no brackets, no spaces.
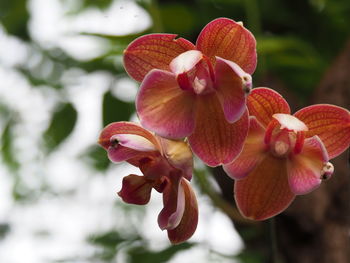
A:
247,88,291,128
234,154,295,220
188,96,249,166
294,104,350,159
118,174,153,205
223,116,266,180
167,178,198,244
169,50,203,75
158,137,193,181
112,134,156,152
123,34,195,82
99,121,159,150
196,18,257,74
158,172,185,231
215,57,251,123
287,136,329,195
107,144,143,163
136,69,196,139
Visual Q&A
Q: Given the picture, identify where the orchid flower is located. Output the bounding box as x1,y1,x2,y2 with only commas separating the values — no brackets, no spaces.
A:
223,88,350,220
99,121,198,244
123,18,257,166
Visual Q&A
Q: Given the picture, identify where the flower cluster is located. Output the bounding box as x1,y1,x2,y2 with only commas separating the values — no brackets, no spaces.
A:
99,18,350,243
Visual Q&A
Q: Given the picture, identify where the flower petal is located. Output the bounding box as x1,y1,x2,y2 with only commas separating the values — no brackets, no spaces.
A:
107,144,142,163
158,172,185,230
188,96,249,166
294,104,350,159
99,121,159,150
112,134,156,152
196,18,257,74
287,136,328,195
234,154,295,220
247,87,291,127
169,50,203,75
167,178,198,244
124,34,195,82
215,57,252,123
136,69,196,139
273,114,308,132
158,137,193,181
223,116,266,180
118,174,153,205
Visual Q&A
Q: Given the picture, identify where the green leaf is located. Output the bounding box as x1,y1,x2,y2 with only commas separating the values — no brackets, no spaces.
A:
0,0,30,40
102,91,134,126
0,120,20,171
80,145,110,171
88,230,129,248
82,0,114,9
235,250,265,263
44,103,77,151
159,4,195,35
128,242,195,263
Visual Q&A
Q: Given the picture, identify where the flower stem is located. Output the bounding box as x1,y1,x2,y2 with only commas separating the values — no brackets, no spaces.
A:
269,218,279,263
194,169,255,225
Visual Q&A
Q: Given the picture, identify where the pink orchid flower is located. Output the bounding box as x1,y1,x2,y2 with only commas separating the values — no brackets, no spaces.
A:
223,88,350,220
123,18,257,166
99,121,198,244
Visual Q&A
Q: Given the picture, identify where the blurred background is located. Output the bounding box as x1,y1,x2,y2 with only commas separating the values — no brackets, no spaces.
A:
0,0,349,262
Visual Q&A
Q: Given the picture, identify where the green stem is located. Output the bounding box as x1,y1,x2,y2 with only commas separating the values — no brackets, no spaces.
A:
269,218,279,263
194,169,255,225
243,0,261,36
148,0,163,32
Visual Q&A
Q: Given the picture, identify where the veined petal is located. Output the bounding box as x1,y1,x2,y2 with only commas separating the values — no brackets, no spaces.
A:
196,18,257,74
188,96,249,166
159,137,193,181
99,121,159,150
118,174,153,205
234,154,295,220
124,34,195,82
167,178,198,244
223,117,266,180
158,172,185,230
136,69,196,139
294,104,350,159
215,57,252,123
287,136,328,195
247,88,291,127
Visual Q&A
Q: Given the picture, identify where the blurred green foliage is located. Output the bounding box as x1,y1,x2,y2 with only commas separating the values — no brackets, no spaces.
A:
81,145,111,171
103,91,135,126
1,119,20,171
44,103,77,151
0,0,30,39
